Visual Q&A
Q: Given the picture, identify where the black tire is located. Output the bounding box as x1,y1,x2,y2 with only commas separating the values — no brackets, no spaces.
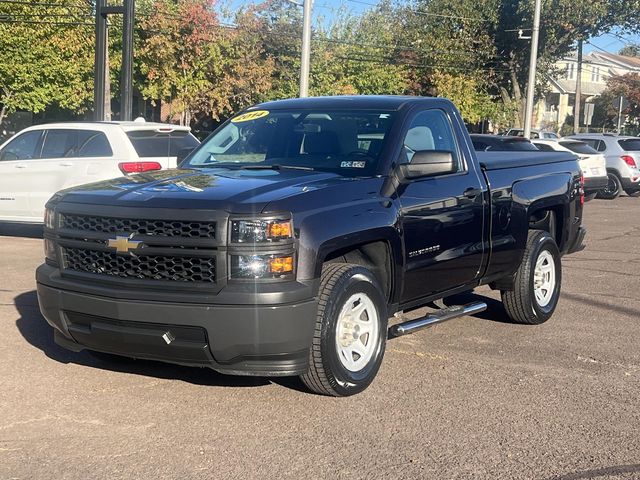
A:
501,230,562,325
626,190,640,198
300,263,388,397
597,172,622,199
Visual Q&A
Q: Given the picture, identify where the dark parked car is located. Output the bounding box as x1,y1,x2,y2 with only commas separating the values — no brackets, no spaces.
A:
37,96,585,396
471,134,539,152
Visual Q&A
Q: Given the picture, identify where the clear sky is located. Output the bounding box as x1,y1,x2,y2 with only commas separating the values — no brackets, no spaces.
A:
225,0,639,55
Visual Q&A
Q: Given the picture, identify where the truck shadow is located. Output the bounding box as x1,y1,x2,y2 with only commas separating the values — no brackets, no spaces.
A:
545,464,640,480
14,290,287,390
0,223,43,239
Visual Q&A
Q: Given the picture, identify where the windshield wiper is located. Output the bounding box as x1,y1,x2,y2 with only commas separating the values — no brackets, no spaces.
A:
238,164,315,171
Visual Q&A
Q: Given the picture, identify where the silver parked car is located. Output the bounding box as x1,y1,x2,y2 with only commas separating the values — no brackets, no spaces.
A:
566,134,640,199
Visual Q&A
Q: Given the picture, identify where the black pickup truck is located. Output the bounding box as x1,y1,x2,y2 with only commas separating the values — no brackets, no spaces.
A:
37,96,586,396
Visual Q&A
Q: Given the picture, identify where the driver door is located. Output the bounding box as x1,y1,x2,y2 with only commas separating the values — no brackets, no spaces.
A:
398,108,486,303
0,130,44,221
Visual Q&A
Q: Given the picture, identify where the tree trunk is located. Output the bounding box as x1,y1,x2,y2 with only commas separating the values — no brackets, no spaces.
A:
508,61,524,127
0,104,7,130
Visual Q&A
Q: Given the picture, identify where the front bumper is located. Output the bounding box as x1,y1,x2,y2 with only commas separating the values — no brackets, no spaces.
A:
36,265,318,376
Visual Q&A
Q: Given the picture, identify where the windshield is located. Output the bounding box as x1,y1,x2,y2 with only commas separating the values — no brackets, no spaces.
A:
559,141,597,155
126,130,199,158
185,109,396,176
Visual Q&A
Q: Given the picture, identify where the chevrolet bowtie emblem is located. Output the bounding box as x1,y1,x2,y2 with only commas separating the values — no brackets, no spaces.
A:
107,235,142,254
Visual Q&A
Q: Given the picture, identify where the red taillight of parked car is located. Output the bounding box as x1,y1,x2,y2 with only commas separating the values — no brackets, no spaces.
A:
579,174,585,205
118,162,162,174
621,155,637,168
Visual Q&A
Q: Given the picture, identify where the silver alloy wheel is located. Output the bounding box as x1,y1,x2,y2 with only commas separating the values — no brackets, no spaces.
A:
533,250,556,307
335,293,380,372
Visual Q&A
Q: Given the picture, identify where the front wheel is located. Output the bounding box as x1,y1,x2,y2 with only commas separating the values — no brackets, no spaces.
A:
501,230,562,325
597,173,622,199
301,263,388,397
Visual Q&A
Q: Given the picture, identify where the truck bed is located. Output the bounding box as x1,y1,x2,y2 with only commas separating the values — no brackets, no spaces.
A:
477,151,577,170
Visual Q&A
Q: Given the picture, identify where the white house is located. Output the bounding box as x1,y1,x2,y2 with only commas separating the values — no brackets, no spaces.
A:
535,52,640,130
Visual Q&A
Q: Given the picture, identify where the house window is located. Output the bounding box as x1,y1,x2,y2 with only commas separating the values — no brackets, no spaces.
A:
566,63,575,80
591,67,600,82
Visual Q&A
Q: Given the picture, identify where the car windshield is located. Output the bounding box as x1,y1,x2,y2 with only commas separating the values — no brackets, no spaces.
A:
126,130,199,158
185,109,396,176
559,141,597,155
618,139,640,152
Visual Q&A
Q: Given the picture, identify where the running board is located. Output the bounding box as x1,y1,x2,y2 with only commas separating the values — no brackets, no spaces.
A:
389,302,487,337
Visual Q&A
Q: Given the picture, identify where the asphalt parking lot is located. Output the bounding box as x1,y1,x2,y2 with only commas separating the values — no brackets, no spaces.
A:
1,197,639,480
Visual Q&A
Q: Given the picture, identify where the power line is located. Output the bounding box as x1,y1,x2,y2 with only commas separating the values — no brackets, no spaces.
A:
344,0,490,22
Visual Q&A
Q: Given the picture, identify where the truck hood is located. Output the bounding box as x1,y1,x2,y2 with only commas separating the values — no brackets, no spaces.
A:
55,167,361,213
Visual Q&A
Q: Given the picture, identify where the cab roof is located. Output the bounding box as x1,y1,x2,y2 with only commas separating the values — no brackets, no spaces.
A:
252,95,441,111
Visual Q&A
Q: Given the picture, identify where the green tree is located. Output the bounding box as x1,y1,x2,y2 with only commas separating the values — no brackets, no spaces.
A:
0,1,94,127
619,43,640,58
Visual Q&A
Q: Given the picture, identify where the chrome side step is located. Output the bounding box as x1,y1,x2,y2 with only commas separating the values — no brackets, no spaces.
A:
389,302,487,337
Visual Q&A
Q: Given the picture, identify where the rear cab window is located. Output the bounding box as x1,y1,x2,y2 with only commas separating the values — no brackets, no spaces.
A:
126,130,199,157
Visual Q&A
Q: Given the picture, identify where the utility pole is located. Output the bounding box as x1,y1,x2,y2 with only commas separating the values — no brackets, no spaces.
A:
120,0,135,121
94,0,107,121
93,0,135,121
523,0,541,138
573,39,583,134
299,0,312,98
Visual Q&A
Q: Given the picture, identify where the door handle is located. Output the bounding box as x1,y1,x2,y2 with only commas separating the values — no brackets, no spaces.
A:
59,162,73,167
15,163,27,169
463,187,483,198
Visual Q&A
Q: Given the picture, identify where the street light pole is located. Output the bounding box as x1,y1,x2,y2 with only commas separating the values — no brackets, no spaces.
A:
523,0,542,138
299,0,312,98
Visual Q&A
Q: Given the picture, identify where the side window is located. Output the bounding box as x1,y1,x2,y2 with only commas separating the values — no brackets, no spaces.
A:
77,130,113,157
402,109,460,171
0,130,42,161
597,140,606,152
41,130,76,158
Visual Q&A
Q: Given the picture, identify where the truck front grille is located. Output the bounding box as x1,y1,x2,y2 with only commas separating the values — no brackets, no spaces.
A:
62,214,216,239
63,247,216,283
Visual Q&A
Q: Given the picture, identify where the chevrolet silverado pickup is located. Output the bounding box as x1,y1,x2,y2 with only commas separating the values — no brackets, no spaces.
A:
36,96,586,397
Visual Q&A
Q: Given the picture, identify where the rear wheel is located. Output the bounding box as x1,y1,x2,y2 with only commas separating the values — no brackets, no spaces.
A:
501,230,561,325
301,263,388,397
597,172,622,199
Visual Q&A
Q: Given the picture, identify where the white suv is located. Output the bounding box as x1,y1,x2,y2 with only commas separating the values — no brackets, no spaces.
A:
566,134,640,199
0,121,199,223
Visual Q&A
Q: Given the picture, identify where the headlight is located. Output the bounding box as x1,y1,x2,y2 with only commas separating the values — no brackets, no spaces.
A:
230,218,292,243
230,254,294,279
44,207,56,229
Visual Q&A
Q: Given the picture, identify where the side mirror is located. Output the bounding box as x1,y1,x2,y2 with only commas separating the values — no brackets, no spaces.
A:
399,150,456,180
177,147,195,164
